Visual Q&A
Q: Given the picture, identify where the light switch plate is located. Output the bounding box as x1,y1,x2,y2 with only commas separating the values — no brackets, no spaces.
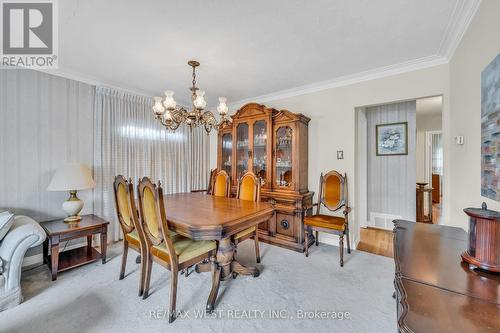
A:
455,136,464,145
337,150,344,159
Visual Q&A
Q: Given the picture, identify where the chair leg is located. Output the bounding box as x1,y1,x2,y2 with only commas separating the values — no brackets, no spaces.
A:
315,231,319,246
119,240,129,280
346,226,351,254
254,229,261,263
138,250,146,297
339,235,344,267
168,268,179,323
142,253,153,299
304,227,309,257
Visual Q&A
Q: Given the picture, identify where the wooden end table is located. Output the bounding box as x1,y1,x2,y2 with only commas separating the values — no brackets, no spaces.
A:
41,214,109,281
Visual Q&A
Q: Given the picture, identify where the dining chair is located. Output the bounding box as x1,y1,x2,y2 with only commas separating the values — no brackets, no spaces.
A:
212,170,231,197
191,168,217,195
113,175,145,296
303,171,351,266
233,171,261,263
136,177,219,323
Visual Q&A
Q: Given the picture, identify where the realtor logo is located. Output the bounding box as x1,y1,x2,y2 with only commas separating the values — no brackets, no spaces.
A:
1,0,58,68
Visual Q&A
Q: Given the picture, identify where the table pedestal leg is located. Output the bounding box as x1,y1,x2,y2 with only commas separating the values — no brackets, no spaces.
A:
194,259,211,273
217,238,235,281
206,260,221,312
231,260,260,277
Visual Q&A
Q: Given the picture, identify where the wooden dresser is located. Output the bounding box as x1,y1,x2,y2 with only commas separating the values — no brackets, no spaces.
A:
393,220,500,333
217,103,313,252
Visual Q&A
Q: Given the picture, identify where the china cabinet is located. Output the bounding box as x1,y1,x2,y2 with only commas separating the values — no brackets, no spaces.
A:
217,103,313,252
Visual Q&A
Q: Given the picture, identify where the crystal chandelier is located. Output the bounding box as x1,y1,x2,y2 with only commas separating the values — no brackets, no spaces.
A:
152,60,230,133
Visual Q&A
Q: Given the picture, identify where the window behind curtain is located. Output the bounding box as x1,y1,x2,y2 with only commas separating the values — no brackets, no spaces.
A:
93,87,210,241
432,133,443,175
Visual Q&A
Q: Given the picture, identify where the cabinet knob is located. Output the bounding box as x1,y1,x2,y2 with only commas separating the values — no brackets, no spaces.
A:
280,220,290,230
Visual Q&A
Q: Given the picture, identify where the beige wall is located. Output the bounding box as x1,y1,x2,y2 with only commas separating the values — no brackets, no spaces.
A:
448,0,500,229
211,64,450,246
210,1,500,243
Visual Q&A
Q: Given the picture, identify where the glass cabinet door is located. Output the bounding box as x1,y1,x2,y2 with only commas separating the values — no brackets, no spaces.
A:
236,123,249,180
221,133,232,175
253,120,267,184
275,126,293,187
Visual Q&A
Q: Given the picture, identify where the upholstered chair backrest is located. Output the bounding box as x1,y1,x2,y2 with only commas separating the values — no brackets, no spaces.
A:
213,170,230,197
137,177,177,266
113,175,135,234
318,171,347,213
137,177,164,246
237,172,260,202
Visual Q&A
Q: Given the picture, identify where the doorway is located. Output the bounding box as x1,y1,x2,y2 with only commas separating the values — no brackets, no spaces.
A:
355,95,444,257
416,96,443,224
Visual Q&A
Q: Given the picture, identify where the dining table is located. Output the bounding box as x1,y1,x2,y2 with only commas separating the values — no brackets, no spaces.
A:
162,192,275,311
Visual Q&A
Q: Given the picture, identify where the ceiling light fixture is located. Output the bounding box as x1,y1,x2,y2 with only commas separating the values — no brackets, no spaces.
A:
152,60,230,133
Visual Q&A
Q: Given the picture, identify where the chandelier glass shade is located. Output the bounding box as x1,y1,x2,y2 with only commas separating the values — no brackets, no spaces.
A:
152,60,230,133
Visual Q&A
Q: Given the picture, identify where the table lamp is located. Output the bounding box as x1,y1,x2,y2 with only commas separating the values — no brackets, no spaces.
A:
47,163,95,222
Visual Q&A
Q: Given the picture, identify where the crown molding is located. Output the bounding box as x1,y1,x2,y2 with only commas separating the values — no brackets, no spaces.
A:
34,68,155,98
437,0,482,60
227,54,448,109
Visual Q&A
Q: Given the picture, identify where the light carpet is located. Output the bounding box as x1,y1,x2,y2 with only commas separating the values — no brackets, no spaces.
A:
0,241,396,333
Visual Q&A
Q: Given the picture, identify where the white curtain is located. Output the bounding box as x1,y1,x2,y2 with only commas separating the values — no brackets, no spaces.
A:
0,69,95,222
432,133,443,175
93,87,210,241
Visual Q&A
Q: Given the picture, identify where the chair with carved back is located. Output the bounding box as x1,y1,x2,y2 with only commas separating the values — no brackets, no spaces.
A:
232,171,261,263
304,171,351,266
212,170,231,197
191,168,217,195
136,177,219,323
113,175,145,296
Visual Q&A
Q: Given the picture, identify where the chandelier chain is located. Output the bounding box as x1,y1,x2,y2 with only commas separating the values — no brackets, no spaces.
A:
192,66,197,92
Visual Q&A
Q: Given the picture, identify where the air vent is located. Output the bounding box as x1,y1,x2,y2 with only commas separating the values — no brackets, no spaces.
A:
369,212,402,230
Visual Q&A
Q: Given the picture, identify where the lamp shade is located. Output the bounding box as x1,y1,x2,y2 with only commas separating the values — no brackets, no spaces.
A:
47,163,95,191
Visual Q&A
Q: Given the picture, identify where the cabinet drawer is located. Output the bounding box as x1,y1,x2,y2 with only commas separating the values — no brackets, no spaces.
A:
275,213,295,238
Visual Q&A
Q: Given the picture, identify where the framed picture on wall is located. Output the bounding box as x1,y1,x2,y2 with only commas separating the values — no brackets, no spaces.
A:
376,122,408,156
481,53,500,201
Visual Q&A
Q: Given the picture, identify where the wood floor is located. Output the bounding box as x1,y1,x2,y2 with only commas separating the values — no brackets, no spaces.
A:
357,227,394,258
357,204,441,259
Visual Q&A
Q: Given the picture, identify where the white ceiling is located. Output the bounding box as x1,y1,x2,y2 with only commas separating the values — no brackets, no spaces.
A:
56,0,479,106
416,96,443,116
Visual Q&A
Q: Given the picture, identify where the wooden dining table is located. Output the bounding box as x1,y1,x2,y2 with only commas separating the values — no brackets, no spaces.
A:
162,192,274,311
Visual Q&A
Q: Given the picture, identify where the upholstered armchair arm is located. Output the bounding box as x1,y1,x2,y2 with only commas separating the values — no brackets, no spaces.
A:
0,216,46,294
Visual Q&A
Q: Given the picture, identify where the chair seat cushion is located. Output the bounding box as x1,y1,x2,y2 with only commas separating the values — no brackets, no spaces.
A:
125,230,141,247
304,214,345,231
152,235,216,264
234,226,256,240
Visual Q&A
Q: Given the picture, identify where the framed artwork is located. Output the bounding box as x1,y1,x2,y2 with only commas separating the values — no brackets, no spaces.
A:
376,122,408,156
481,53,500,201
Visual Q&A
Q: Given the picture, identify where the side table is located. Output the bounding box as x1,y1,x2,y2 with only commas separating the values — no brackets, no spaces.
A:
41,214,109,281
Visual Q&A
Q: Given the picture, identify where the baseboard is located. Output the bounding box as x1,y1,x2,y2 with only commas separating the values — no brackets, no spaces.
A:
318,233,358,250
